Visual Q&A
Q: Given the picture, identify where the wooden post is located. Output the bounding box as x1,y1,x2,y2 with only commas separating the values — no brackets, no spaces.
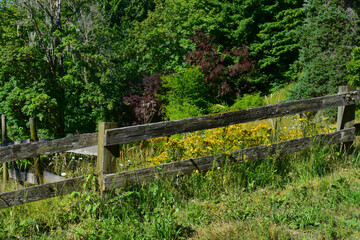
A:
337,85,356,154
2,114,8,185
96,122,119,194
30,118,43,184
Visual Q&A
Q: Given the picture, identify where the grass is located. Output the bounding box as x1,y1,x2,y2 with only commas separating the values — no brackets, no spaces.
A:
188,167,360,239
0,87,359,239
1,142,360,239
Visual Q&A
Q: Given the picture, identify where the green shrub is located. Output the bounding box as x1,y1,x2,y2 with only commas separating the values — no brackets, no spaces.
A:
208,103,229,114
162,66,212,120
230,93,265,111
164,101,205,120
348,46,360,87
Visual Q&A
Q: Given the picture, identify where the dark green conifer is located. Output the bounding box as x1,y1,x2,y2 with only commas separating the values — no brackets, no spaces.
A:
289,0,359,100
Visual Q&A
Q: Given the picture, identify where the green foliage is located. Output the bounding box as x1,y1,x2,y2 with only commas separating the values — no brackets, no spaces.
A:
124,0,307,97
348,46,360,86
1,0,359,137
4,143,360,239
0,3,56,137
165,102,205,121
103,0,157,34
162,67,211,120
230,93,265,111
0,1,129,138
124,0,207,75
289,0,359,100
252,2,304,89
0,0,333,137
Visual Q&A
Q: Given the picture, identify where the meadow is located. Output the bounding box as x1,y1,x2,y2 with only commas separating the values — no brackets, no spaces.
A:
1,89,360,239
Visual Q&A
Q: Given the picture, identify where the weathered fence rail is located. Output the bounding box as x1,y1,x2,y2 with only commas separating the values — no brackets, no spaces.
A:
104,127,357,190
0,89,359,164
105,89,360,146
0,177,84,209
0,86,359,209
0,132,97,164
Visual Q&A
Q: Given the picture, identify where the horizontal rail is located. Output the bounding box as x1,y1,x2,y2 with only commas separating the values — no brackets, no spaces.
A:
0,138,52,147
66,145,98,156
105,90,360,146
0,127,356,208
0,176,85,209
0,90,358,163
103,127,356,190
0,133,97,163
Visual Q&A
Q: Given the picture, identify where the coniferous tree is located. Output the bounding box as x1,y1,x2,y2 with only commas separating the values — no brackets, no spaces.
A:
289,0,359,100
252,0,304,90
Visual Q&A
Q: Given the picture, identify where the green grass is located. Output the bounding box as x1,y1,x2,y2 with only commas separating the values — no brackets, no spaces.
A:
0,87,357,239
1,142,360,239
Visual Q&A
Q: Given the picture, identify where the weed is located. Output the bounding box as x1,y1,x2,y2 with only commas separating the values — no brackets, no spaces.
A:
1,90,359,239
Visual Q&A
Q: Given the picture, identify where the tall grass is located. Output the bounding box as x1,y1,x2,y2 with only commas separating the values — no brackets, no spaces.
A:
0,87,359,239
1,141,360,239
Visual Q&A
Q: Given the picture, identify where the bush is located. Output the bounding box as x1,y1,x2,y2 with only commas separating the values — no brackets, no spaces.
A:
348,47,360,87
162,66,211,120
230,93,265,111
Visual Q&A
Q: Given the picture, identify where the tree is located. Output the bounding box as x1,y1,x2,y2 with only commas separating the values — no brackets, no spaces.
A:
186,30,257,102
0,1,128,137
102,0,157,35
13,0,104,136
124,0,307,93
251,0,304,90
347,47,360,86
289,0,359,100
123,73,164,124
0,1,57,137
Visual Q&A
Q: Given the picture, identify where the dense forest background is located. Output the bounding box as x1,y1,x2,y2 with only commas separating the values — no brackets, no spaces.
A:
1,0,360,139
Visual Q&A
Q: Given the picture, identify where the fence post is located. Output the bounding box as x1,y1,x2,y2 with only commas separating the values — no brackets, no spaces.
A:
30,118,43,184
2,114,8,185
96,122,119,195
337,85,356,154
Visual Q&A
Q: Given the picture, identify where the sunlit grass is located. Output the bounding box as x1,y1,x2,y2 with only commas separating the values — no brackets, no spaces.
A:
0,86,359,239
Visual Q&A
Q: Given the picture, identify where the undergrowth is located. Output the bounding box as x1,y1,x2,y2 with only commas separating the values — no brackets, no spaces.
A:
1,142,360,239
0,88,359,239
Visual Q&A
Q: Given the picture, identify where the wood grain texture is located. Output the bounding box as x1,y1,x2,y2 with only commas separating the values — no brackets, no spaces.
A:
97,122,119,192
67,146,97,156
1,139,52,147
30,118,44,184
2,114,8,184
0,133,97,163
0,128,355,209
104,128,356,190
105,90,360,146
337,86,356,154
0,176,84,209
337,86,357,131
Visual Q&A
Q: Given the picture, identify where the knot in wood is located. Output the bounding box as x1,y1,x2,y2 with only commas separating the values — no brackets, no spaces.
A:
345,93,356,104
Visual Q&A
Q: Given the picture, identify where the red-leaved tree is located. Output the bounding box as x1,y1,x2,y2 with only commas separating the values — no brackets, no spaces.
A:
186,30,257,102
123,73,163,125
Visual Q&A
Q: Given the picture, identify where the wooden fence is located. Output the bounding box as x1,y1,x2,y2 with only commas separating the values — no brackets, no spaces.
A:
0,86,359,209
